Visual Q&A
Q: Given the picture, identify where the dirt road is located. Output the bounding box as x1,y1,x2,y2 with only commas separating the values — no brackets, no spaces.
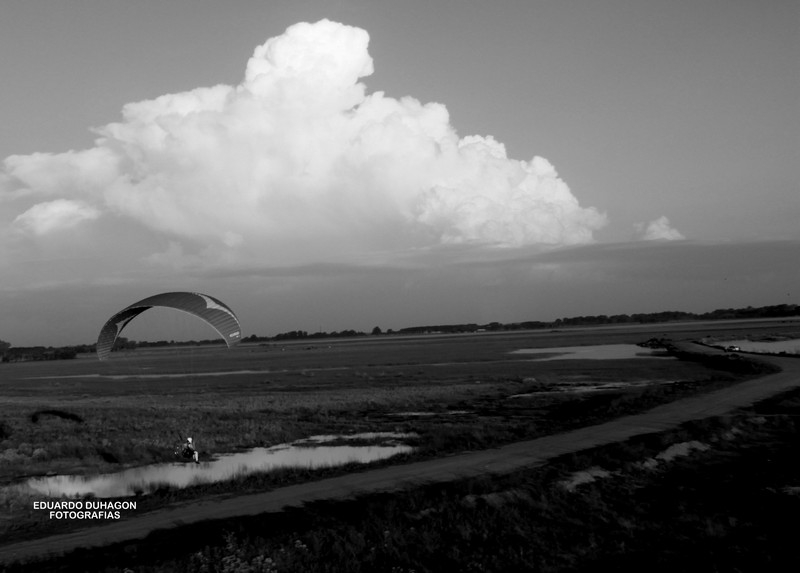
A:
2,348,798,565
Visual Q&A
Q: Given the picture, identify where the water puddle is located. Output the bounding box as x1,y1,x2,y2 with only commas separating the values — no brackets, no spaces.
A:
17,433,415,498
387,411,471,417
508,379,677,397
25,370,281,380
722,339,800,355
640,440,710,470
290,432,416,445
25,367,351,380
509,344,674,361
560,467,613,492
655,440,709,462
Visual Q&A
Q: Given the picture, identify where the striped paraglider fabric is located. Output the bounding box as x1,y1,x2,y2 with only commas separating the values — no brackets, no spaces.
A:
96,292,241,360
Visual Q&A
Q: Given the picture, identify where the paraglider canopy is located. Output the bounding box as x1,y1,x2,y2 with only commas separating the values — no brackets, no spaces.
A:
96,292,242,360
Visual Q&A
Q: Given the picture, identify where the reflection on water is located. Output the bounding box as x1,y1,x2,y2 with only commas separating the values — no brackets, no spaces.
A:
21,433,415,498
388,411,471,417
510,344,674,361
508,379,678,397
724,339,800,355
24,368,350,381
292,432,415,445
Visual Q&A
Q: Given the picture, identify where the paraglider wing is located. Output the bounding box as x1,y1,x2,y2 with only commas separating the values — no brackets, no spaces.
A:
96,292,242,360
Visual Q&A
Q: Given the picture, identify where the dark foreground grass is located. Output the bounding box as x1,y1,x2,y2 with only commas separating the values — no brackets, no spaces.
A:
7,379,800,572
29,410,85,424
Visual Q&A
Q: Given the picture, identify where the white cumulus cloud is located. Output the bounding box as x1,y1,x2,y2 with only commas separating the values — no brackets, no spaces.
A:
1,19,607,267
13,199,100,235
633,216,685,241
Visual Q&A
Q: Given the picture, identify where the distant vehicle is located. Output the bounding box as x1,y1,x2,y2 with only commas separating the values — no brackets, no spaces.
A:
96,291,242,360
724,345,741,352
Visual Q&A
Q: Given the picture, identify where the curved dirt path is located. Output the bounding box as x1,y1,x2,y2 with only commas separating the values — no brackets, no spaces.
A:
3,347,798,565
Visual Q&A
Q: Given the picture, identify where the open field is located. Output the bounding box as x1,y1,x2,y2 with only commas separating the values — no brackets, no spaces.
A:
4,318,796,478
58,378,799,573
9,368,799,572
1,317,799,569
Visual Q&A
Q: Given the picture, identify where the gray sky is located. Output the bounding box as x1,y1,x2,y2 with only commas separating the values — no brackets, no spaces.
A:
1,0,798,346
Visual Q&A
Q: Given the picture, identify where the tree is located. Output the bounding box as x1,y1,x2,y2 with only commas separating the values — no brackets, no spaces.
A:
0,339,10,352
371,326,382,335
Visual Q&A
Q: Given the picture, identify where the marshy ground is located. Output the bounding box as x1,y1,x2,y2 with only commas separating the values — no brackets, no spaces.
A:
1,318,799,570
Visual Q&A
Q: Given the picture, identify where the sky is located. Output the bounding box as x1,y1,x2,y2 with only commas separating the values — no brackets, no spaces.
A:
1,0,798,347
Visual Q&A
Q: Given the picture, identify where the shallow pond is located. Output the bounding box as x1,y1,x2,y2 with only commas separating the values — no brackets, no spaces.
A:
724,339,800,355
507,378,679,397
19,433,415,498
510,344,674,361
387,411,471,417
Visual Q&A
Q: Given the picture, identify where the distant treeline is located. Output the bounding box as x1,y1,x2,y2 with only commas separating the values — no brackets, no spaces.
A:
244,329,368,343
111,336,230,350
392,304,799,335
1,303,797,362
0,346,86,363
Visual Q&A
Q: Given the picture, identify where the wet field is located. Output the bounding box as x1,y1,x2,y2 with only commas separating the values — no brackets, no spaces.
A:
20,433,415,498
4,316,798,394
2,317,798,492
1,317,799,560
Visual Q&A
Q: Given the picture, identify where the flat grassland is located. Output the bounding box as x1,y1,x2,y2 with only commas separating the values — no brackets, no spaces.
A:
1,318,799,570
3,319,792,480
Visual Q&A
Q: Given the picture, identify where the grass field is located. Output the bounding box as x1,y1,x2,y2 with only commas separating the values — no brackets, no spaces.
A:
82,385,799,573
1,317,798,569
24,385,796,573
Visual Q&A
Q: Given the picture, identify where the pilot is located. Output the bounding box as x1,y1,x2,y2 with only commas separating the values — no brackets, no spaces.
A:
185,437,199,464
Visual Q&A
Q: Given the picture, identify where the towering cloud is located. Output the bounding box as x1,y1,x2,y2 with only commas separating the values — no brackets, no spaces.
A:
1,20,607,267
633,216,685,241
